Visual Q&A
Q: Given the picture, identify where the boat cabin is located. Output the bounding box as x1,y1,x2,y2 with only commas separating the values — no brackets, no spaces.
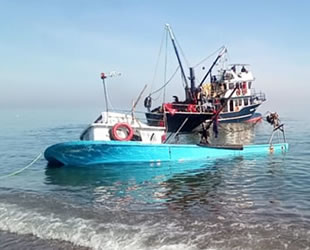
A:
80,112,166,143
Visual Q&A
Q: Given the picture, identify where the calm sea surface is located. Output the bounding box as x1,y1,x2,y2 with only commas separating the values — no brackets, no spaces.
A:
0,108,309,250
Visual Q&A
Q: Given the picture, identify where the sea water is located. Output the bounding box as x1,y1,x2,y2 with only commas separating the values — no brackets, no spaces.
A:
0,107,309,250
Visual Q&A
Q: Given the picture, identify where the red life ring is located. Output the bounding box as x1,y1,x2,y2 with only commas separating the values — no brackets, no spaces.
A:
111,123,134,141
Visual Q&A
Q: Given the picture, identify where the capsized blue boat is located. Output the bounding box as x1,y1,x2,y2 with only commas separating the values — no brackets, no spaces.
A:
44,140,288,166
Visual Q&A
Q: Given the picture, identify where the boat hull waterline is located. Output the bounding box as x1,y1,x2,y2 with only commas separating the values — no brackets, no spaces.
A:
44,141,288,166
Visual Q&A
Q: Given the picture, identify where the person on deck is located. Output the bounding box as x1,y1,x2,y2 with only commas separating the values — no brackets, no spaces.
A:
231,65,236,73
172,96,179,103
241,66,248,73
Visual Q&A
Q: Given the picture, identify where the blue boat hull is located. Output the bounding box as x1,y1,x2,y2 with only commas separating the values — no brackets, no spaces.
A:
44,141,288,166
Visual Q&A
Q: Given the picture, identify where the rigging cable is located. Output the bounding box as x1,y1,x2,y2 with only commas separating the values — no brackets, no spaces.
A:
173,32,190,89
150,28,166,92
193,46,225,69
174,35,190,69
106,84,115,111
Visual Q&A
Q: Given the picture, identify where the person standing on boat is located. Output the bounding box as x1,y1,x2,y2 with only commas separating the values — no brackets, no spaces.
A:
231,65,236,73
241,66,248,73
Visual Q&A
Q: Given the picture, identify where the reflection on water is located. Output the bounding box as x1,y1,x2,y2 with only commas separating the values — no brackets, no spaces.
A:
213,122,258,145
44,160,218,210
161,164,222,211
44,155,274,214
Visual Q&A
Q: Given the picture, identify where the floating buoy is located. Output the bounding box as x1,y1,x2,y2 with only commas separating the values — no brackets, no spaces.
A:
111,123,134,141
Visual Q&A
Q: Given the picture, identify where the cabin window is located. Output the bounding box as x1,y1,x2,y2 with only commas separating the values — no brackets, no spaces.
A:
238,99,242,106
236,82,240,88
229,83,234,89
229,100,234,112
244,98,249,106
248,82,252,89
223,84,227,90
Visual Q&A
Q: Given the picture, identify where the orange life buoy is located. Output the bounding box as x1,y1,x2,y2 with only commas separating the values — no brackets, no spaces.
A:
111,123,134,141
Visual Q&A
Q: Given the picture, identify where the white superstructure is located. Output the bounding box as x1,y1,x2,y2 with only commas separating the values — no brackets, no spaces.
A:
80,112,166,144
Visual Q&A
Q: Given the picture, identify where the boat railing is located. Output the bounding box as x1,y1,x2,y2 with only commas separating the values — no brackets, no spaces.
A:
251,89,266,102
93,109,151,125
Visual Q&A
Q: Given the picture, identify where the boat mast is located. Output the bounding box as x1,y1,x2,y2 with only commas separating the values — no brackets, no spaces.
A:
199,47,227,87
189,67,195,96
166,24,191,101
100,71,121,119
100,73,109,115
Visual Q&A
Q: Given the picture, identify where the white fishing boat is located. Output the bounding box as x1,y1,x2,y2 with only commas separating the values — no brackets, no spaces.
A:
145,24,266,133
79,111,166,144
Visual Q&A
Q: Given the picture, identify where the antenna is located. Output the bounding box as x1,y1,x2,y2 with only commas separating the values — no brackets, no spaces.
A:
100,71,122,117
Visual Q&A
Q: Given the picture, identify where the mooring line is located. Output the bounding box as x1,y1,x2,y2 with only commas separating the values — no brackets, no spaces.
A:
0,153,43,179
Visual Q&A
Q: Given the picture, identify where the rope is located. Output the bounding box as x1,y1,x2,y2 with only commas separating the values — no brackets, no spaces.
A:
150,92,163,101
164,117,189,144
0,153,42,179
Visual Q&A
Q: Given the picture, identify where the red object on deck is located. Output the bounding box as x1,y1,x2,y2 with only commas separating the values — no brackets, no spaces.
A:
163,103,177,115
187,104,197,112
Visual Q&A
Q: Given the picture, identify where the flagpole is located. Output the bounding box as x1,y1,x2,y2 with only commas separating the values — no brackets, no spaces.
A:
100,71,122,120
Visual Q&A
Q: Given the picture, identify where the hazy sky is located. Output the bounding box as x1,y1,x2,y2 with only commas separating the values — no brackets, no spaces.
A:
1,0,309,116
